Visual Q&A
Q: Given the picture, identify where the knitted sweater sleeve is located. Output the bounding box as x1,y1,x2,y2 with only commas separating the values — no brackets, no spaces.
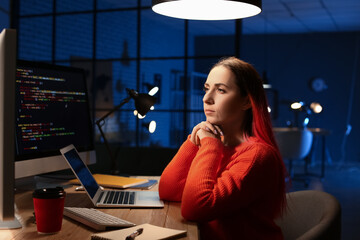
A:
159,136,199,201
181,137,279,222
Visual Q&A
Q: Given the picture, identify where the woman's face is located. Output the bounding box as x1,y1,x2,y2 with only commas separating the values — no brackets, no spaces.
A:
203,66,249,127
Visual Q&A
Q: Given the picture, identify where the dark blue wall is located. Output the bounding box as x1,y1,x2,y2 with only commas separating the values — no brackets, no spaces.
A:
0,0,10,30
240,32,360,163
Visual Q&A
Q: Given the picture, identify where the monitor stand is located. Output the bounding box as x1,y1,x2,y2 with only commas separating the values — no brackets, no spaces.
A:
0,217,22,229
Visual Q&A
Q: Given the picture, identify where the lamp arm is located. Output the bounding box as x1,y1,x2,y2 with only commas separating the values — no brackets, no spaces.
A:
96,120,117,173
95,96,132,175
95,96,132,125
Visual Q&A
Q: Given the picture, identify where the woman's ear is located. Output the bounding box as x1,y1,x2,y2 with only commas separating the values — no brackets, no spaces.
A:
242,96,252,110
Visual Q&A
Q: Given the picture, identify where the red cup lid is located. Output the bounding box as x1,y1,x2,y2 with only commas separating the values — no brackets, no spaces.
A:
33,187,66,199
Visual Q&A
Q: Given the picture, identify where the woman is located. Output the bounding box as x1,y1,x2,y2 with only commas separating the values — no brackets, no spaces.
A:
159,57,287,240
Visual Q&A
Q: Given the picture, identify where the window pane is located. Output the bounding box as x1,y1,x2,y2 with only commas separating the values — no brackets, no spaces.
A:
93,60,137,146
95,109,137,146
187,111,205,136
141,0,151,7
140,112,184,148
97,0,137,10
111,61,138,109
16,2,237,150
170,112,186,147
19,0,52,15
93,60,137,110
141,9,185,57
70,59,96,109
188,20,235,57
0,0,9,10
57,0,93,12
18,16,52,61
96,11,137,59
187,57,218,76
0,11,9,30
140,59,184,110
56,14,93,60
187,58,220,110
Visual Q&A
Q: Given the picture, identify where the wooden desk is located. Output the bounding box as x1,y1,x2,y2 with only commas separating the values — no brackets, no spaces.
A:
2,176,198,240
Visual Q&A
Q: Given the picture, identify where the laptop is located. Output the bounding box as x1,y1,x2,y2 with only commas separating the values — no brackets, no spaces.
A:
60,144,164,208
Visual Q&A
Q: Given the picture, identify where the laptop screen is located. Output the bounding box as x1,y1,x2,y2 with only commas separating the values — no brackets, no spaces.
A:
64,148,99,198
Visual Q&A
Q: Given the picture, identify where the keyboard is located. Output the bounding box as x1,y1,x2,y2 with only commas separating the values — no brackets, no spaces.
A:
103,191,135,205
63,207,136,230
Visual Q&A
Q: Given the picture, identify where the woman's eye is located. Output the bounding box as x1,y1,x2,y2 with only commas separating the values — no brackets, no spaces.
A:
217,88,225,93
203,86,209,92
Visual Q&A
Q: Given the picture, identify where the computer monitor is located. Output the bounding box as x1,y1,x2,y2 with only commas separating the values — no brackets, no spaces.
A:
14,60,96,179
0,28,21,228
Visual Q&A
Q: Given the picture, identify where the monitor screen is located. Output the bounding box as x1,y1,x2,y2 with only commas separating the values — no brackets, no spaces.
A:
62,147,99,198
15,60,96,179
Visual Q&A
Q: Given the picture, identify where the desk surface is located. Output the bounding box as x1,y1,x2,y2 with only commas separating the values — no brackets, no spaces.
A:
2,176,198,240
273,127,331,136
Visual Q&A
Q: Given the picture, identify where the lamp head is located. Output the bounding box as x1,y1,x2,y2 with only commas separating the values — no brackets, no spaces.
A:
144,83,159,96
127,88,156,116
143,120,157,133
310,102,323,114
152,0,262,20
290,101,304,110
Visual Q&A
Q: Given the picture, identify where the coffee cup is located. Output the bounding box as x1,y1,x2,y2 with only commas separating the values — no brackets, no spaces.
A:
32,187,66,234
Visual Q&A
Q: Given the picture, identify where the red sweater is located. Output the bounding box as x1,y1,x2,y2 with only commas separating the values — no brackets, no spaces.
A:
159,136,284,240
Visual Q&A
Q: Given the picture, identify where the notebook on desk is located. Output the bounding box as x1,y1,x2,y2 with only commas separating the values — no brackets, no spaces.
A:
60,144,164,208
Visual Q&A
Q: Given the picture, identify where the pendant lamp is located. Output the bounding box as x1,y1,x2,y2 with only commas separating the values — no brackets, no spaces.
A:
152,0,262,20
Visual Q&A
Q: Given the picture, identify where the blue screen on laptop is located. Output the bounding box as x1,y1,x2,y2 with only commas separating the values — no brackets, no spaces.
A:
64,149,99,198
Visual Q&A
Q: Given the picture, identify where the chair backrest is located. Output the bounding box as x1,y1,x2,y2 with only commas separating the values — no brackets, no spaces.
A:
275,190,342,240
274,128,313,159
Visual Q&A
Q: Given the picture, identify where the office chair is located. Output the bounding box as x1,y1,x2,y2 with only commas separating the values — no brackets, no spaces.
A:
274,128,313,183
275,190,342,240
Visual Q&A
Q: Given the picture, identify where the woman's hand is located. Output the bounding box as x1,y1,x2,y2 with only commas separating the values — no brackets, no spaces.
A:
190,121,223,146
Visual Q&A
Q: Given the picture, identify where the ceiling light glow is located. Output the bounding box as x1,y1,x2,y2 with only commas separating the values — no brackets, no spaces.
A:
152,0,262,21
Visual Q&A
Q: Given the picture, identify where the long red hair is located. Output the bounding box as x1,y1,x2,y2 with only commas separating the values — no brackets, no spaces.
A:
212,57,287,217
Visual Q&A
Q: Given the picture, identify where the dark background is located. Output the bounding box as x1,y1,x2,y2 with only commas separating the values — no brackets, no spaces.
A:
1,0,359,172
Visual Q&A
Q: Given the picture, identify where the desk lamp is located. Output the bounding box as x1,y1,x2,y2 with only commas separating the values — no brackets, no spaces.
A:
96,88,156,175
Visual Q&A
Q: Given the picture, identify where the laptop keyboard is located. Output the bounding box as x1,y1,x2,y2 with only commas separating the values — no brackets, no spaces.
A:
103,191,135,205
